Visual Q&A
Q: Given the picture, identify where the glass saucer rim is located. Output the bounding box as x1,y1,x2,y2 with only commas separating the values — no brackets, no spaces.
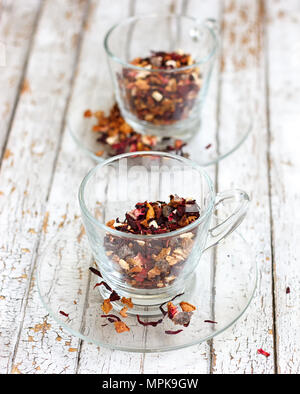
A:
37,231,258,353
66,116,253,167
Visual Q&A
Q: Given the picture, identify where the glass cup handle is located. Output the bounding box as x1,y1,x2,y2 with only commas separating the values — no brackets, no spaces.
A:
203,18,219,35
203,18,219,53
203,189,249,252
190,18,219,41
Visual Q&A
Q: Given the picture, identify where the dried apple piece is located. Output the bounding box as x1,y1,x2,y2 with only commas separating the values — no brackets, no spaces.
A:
101,299,112,314
114,321,130,333
180,301,196,312
120,306,128,318
121,297,134,309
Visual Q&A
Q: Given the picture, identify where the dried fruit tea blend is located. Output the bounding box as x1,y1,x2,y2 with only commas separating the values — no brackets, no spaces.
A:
104,195,200,290
119,50,202,125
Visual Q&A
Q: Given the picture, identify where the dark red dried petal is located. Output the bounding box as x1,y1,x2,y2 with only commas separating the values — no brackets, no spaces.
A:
257,348,270,358
109,290,121,301
59,310,69,317
101,314,121,322
93,281,112,292
204,320,218,324
165,329,183,335
286,287,290,294
89,267,102,278
137,315,163,327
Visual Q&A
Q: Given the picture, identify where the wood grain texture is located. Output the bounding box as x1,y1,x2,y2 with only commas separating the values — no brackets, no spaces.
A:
142,0,221,374
0,0,89,374
11,0,142,375
0,0,42,158
211,0,275,374
266,0,300,374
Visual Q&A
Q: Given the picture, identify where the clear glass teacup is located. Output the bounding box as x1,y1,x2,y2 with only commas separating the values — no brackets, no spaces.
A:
104,15,219,140
79,152,249,313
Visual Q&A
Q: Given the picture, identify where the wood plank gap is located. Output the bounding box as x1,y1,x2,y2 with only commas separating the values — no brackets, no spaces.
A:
180,0,189,15
209,82,221,375
209,0,224,375
0,0,44,166
128,0,136,16
74,263,94,374
263,0,278,375
8,0,92,372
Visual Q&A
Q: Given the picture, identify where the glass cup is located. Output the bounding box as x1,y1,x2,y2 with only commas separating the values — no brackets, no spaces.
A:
104,15,219,140
79,152,249,314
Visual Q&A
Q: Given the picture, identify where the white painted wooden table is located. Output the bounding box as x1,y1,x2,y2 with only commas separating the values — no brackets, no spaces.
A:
0,0,299,374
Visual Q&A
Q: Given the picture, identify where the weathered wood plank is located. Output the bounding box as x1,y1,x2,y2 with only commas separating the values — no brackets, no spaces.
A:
0,0,42,158
266,0,300,375
73,0,144,374
142,0,221,374
211,0,275,374
10,0,143,375
76,0,199,375
0,0,89,374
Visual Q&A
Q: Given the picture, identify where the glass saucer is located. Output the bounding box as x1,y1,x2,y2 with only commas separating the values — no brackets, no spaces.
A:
37,224,257,353
67,69,254,167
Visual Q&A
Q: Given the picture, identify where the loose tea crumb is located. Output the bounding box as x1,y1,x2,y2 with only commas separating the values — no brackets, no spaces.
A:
137,315,163,327
172,311,193,326
101,299,113,314
180,301,196,312
159,292,185,316
165,300,195,327
121,297,134,309
119,50,202,125
95,278,196,333
114,320,130,333
120,306,128,318
84,103,189,157
103,195,200,289
167,302,179,320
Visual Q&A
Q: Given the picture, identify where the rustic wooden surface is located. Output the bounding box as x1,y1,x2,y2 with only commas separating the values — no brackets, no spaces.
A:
0,0,299,374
